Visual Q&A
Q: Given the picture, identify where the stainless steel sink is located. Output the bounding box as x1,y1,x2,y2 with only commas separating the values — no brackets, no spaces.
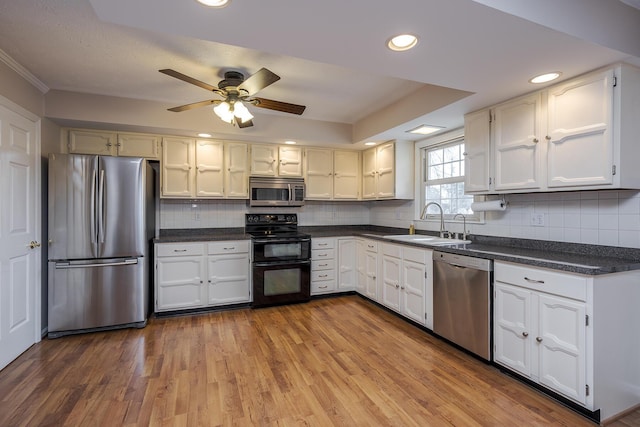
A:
383,235,471,246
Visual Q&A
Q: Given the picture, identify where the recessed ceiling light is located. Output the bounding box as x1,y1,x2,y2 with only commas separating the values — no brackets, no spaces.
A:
407,125,444,135
364,142,377,146
198,133,212,138
529,72,561,84
196,0,231,7
284,140,297,145
387,34,418,52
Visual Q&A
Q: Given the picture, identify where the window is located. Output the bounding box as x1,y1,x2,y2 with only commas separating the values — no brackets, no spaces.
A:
420,137,479,221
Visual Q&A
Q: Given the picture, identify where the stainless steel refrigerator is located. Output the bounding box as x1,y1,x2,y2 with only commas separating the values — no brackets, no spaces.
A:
47,154,155,338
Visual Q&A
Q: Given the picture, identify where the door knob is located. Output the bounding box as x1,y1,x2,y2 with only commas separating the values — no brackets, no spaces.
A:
29,241,41,249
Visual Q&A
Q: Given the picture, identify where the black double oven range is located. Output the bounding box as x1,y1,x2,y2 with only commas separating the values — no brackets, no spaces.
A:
245,214,311,308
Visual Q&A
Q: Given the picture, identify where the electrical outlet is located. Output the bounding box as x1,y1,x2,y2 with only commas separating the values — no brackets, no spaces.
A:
194,212,200,221
530,213,545,227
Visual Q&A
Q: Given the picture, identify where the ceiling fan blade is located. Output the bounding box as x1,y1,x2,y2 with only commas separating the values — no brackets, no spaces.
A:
167,99,217,112
159,69,224,95
253,97,306,115
238,68,280,96
237,118,254,128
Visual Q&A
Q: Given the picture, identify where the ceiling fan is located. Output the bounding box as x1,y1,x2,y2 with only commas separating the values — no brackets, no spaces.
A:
159,67,306,128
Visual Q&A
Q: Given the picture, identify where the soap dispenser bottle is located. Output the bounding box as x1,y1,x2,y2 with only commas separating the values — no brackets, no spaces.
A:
409,222,415,235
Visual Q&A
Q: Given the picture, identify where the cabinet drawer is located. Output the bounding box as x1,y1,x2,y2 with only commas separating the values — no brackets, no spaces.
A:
363,240,378,252
403,246,428,264
312,259,335,271
494,261,587,301
156,243,204,257
312,270,335,282
312,248,335,260
311,280,336,293
312,238,335,250
382,243,402,258
207,240,249,255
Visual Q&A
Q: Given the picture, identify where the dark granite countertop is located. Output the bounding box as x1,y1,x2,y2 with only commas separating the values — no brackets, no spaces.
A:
156,226,640,276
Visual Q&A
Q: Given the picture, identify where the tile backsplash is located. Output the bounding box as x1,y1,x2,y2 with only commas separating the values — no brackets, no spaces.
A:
160,189,640,248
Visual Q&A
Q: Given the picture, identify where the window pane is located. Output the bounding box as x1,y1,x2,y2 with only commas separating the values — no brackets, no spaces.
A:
444,145,459,162
429,165,443,180
429,149,443,165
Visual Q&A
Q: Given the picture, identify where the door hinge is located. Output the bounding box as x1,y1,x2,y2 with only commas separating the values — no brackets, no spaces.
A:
586,314,589,326
586,384,590,396
424,271,427,279
613,76,618,87
612,165,617,176
489,111,494,123
489,177,492,185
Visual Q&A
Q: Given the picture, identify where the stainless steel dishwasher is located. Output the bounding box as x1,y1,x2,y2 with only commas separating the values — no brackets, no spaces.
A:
433,251,493,360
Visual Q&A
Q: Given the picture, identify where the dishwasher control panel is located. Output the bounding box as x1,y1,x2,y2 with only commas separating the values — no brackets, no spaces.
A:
433,251,493,271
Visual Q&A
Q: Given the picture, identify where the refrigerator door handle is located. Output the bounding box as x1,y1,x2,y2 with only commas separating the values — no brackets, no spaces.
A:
90,169,97,244
98,169,106,244
55,259,139,269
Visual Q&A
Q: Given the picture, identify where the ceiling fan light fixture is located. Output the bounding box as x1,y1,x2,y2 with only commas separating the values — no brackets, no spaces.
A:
529,72,561,84
213,101,234,123
387,34,418,51
196,0,231,8
233,101,254,123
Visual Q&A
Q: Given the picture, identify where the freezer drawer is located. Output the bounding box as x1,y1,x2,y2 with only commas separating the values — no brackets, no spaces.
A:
48,257,148,337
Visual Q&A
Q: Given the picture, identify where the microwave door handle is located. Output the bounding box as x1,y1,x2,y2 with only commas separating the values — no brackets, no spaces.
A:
288,183,293,205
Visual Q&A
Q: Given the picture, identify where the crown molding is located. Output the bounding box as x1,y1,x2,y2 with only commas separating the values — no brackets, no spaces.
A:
0,49,49,94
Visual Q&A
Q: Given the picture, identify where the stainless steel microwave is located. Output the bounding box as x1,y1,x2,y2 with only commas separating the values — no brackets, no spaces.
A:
249,177,305,207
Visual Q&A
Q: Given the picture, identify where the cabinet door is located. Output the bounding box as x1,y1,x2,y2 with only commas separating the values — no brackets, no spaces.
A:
207,254,250,305
362,147,377,199
355,240,366,294
401,258,425,325
537,294,587,404
493,93,544,191
156,256,206,311
225,142,249,198
376,143,395,198
547,69,614,188
381,253,401,311
195,139,224,198
334,150,360,199
364,242,378,300
161,137,195,198
305,148,333,199
68,129,117,156
278,145,303,176
494,282,534,378
117,133,161,159
464,109,491,193
337,238,357,291
250,144,278,176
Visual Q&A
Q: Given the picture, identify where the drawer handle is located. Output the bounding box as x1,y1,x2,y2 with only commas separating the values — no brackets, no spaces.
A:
318,243,328,246
319,263,328,267
318,254,328,257
522,332,529,337
524,277,544,284
319,274,328,278
536,337,543,343
223,247,235,250
174,249,187,252
319,285,328,289
368,245,374,248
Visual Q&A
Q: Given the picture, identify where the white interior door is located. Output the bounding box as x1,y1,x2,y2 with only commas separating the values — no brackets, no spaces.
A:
0,100,40,371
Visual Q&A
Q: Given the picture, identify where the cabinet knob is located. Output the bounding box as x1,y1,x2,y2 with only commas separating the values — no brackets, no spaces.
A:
401,286,405,290
395,284,399,289
463,152,468,156
545,135,551,140
536,337,543,343
29,241,41,249
533,138,539,143
522,332,529,337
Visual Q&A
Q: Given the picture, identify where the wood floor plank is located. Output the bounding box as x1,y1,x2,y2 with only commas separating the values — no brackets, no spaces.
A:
0,295,630,426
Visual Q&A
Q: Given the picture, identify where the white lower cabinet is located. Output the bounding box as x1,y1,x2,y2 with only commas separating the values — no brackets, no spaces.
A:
493,260,640,422
311,238,336,295
155,240,250,312
356,239,379,300
380,243,430,326
337,238,357,291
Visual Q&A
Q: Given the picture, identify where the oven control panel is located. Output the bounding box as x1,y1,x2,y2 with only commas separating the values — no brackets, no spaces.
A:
246,214,297,225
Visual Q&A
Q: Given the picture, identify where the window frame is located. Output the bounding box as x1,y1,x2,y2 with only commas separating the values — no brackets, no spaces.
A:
414,128,484,224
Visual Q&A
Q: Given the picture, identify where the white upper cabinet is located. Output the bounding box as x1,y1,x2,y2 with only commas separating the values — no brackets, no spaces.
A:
464,63,640,194
362,141,414,200
66,128,160,159
250,144,302,177
278,145,303,177
161,138,248,199
304,148,360,200
493,92,544,191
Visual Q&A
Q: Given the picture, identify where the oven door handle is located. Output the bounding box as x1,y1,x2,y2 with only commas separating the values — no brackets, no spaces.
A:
253,260,311,268
252,237,310,244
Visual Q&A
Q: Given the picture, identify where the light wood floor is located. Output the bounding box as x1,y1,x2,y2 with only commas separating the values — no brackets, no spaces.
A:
1,295,638,426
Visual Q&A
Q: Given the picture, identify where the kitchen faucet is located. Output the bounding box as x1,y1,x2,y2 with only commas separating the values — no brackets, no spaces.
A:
421,202,446,238
453,213,467,240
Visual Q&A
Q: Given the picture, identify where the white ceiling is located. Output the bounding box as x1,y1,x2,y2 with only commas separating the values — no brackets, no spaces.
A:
0,0,638,146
